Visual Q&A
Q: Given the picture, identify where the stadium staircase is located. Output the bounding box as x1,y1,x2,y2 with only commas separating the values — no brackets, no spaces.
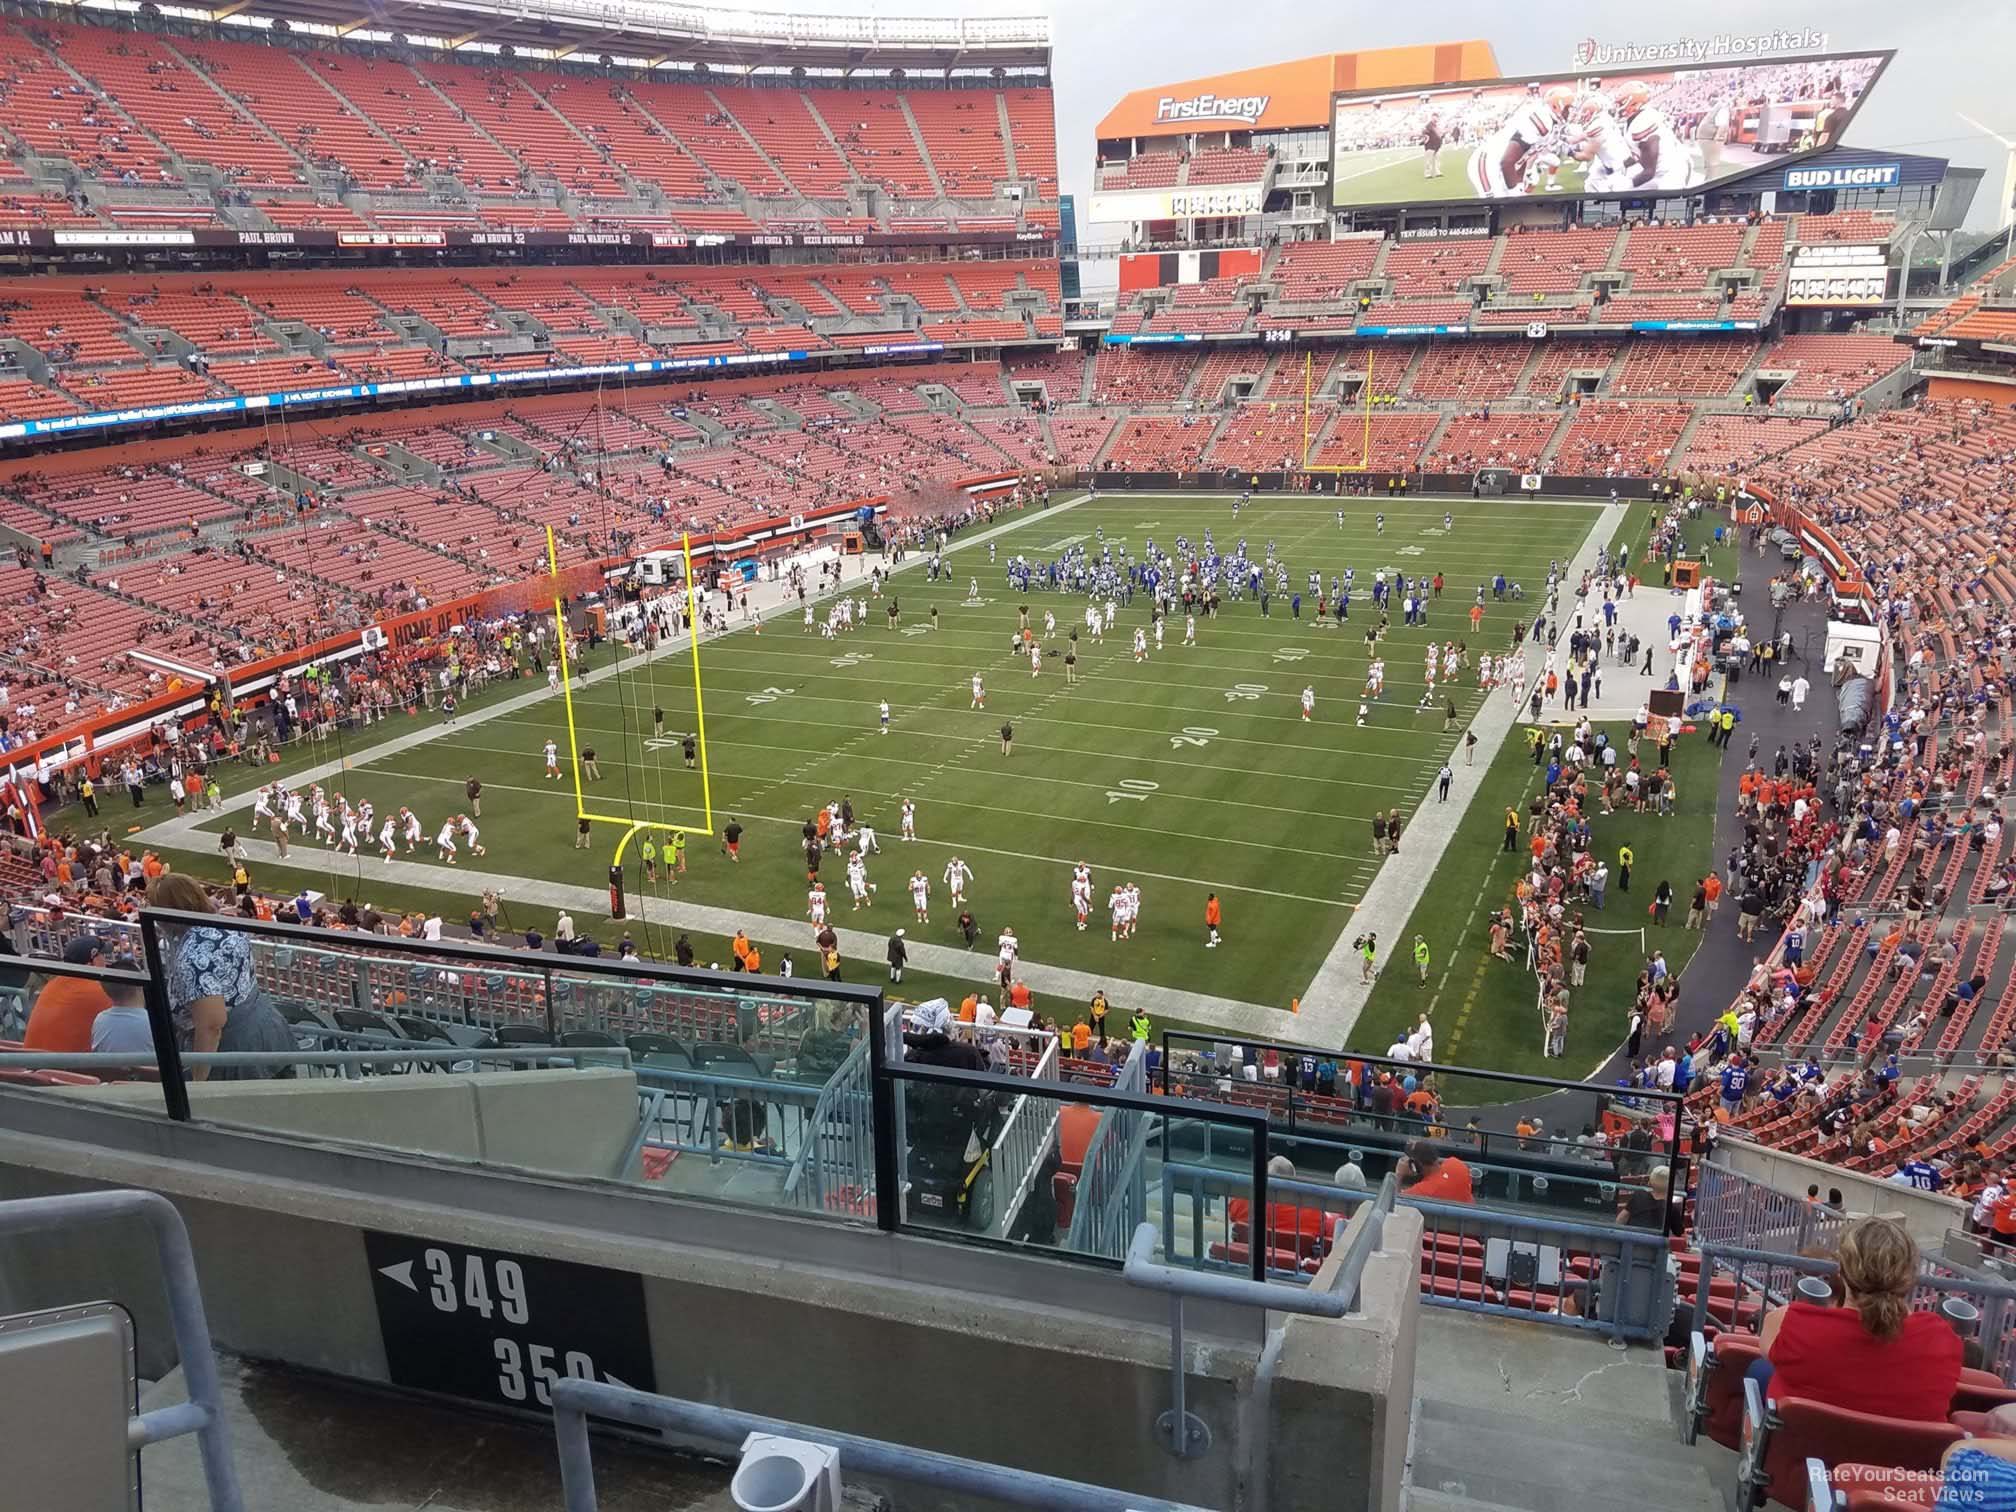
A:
1507,343,1552,397
896,96,949,200
995,92,1021,180
698,88,803,200
1408,1321,1724,1512
1604,225,1633,273
1665,409,1711,471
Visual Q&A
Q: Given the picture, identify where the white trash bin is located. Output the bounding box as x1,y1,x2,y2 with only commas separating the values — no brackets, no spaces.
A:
729,1433,842,1512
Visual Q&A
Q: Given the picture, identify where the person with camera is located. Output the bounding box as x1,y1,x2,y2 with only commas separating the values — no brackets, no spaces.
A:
901,1000,1000,1225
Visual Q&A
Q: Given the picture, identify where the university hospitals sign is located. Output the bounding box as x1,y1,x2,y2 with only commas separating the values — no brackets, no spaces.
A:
1572,29,1829,67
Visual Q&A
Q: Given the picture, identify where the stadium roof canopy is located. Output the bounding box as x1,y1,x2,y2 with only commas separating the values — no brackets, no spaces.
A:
1096,43,1499,140
75,0,1051,74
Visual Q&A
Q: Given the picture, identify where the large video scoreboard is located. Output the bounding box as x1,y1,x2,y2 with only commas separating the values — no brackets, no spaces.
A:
1329,50,1891,212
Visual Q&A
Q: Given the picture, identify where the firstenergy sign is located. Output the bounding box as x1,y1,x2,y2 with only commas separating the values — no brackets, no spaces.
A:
1155,91,1271,126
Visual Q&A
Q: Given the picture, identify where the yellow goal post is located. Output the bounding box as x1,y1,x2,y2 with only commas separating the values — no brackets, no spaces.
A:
1300,347,1376,475
546,525,714,867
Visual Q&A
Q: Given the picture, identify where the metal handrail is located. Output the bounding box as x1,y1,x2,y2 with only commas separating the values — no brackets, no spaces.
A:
551,1377,1207,1512
0,1047,633,1072
1122,1176,1400,1459
0,1190,244,1512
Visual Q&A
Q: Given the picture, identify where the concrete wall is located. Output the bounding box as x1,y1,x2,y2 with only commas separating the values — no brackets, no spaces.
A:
54,1068,640,1181
0,1086,1433,1511
1264,1205,1422,1512
1718,1135,1967,1247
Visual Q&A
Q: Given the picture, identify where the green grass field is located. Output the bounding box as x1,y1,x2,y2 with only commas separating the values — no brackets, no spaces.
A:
164,492,1604,1017
1349,504,1744,1076
1329,145,1598,208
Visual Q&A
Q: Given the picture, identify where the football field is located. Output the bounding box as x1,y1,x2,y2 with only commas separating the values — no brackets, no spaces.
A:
1330,144,1595,207
184,492,1605,1013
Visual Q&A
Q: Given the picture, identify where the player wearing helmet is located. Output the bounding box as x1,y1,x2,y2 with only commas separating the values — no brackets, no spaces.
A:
1567,90,1638,194
1612,79,1700,192
1468,84,1574,198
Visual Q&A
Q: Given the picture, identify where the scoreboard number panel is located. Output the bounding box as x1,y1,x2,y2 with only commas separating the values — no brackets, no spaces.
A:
364,1231,656,1410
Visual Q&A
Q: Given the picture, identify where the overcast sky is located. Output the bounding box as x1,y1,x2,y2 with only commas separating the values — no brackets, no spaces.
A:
794,0,2015,228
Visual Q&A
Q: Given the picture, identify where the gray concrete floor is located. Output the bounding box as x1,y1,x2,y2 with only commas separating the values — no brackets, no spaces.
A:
138,1355,737,1512
1407,1309,1727,1512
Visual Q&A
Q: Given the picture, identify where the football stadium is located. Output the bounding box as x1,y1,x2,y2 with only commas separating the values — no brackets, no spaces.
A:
1,3,2016,1509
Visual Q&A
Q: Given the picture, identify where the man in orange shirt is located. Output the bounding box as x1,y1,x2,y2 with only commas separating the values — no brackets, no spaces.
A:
1703,872,1723,920
1204,893,1222,948
22,937,113,1053
1398,1138,1474,1203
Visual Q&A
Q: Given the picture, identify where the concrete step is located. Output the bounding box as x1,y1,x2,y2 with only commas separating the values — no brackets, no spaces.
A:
1411,1396,1722,1512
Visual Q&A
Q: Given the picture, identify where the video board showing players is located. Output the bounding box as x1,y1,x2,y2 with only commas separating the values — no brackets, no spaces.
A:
1329,51,1890,210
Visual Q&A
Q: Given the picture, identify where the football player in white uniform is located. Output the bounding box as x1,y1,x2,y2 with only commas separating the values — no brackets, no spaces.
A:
909,870,930,924
1468,84,1573,198
807,881,828,926
1567,91,1638,194
900,799,916,842
943,855,974,907
1611,80,1699,192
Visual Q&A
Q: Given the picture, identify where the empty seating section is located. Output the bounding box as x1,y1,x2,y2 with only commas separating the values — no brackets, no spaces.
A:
0,378,76,418
211,355,354,395
1795,210,1897,245
1594,293,1728,324
805,91,933,197
1406,342,1525,401
1745,220,1785,286
1308,412,1438,473
420,61,619,199
1099,153,1178,190
1102,415,1216,471
1006,347,1087,402
1677,414,1826,472
1188,349,1262,405
0,25,149,180
1002,89,1056,196
1554,402,1691,474
1384,239,1491,295
1091,346,1195,405
177,37,416,191
1,288,135,365
112,288,271,356
56,24,301,189
1272,240,1380,302
1611,338,1753,398
644,84,792,198
23,466,240,538
1498,227,1617,294
905,92,1006,194
301,53,522,192
1204,407,1305,472
1426,412,1563,472
0,193,100,228
1047,412,1116,464
1758,333,1910,400
1186,148,1267,185
66,365,221,411
710,86,850,197
1618,223,1744,288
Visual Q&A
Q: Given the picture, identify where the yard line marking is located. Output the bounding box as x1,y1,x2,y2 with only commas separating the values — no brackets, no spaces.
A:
240,767,1354,908
371,726,1452,795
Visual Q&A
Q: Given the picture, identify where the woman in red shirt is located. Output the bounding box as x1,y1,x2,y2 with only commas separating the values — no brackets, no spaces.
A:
1761,1216,1963,1422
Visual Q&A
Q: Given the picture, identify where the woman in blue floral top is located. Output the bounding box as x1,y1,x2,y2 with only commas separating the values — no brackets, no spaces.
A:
148,873,295,1080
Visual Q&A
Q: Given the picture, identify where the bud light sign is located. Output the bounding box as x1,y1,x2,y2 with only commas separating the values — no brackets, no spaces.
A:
1784,162,1899,191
